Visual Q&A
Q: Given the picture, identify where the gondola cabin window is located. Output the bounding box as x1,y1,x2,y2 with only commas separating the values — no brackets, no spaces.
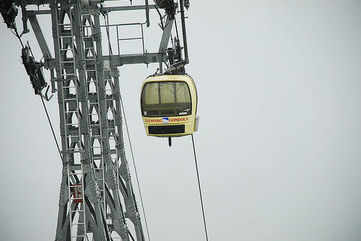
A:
142,81,192,117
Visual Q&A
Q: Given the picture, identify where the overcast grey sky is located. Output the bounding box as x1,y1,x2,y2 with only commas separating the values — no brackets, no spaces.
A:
1,1,361,241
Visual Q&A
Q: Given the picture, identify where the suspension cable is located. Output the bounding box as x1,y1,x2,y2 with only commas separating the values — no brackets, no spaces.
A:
12,24,63,162
9,24,25,49
191,134,210,241
40,95,63,161
154,4,164,30
40,95,82,185
119,93,152,241
174,16,180,41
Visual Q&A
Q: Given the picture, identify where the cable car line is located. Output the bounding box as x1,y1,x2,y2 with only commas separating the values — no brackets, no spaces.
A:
40,95,63,162
174,16,180,42
10,25,24,48
191,134,210,241
104,13,114,55
154,4,164,30
11,23,63,162
119,92,152,241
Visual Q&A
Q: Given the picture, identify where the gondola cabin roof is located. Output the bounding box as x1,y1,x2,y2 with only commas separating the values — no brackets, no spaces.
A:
141,74,198,137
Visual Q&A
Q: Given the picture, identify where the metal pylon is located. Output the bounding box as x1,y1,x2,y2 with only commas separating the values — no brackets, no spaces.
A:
51,1,144,241
3,0,187,240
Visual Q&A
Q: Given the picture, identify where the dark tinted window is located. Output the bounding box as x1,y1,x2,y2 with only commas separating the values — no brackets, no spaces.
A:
142,81,192,117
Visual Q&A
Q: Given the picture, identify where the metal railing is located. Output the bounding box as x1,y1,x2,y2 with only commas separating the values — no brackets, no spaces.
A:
100,22,145,56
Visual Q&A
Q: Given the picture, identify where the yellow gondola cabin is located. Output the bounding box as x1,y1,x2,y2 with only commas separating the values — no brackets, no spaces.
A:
141,74,199,137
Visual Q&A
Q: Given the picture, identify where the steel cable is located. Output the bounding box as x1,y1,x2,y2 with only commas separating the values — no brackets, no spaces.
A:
13,25,64,164
40,95,63,161
191,134,210,241
119,93,152,241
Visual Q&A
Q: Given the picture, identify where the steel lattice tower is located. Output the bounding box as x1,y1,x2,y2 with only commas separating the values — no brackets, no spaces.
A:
2,0,188,240
52,3,145,240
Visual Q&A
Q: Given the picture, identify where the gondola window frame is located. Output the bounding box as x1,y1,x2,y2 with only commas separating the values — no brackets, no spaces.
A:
141,80,192,117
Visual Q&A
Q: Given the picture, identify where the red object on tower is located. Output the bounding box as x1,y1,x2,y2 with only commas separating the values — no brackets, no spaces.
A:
71,184,83,204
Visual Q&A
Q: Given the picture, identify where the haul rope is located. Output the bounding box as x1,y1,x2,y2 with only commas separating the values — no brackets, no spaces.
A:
191,134,210,241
